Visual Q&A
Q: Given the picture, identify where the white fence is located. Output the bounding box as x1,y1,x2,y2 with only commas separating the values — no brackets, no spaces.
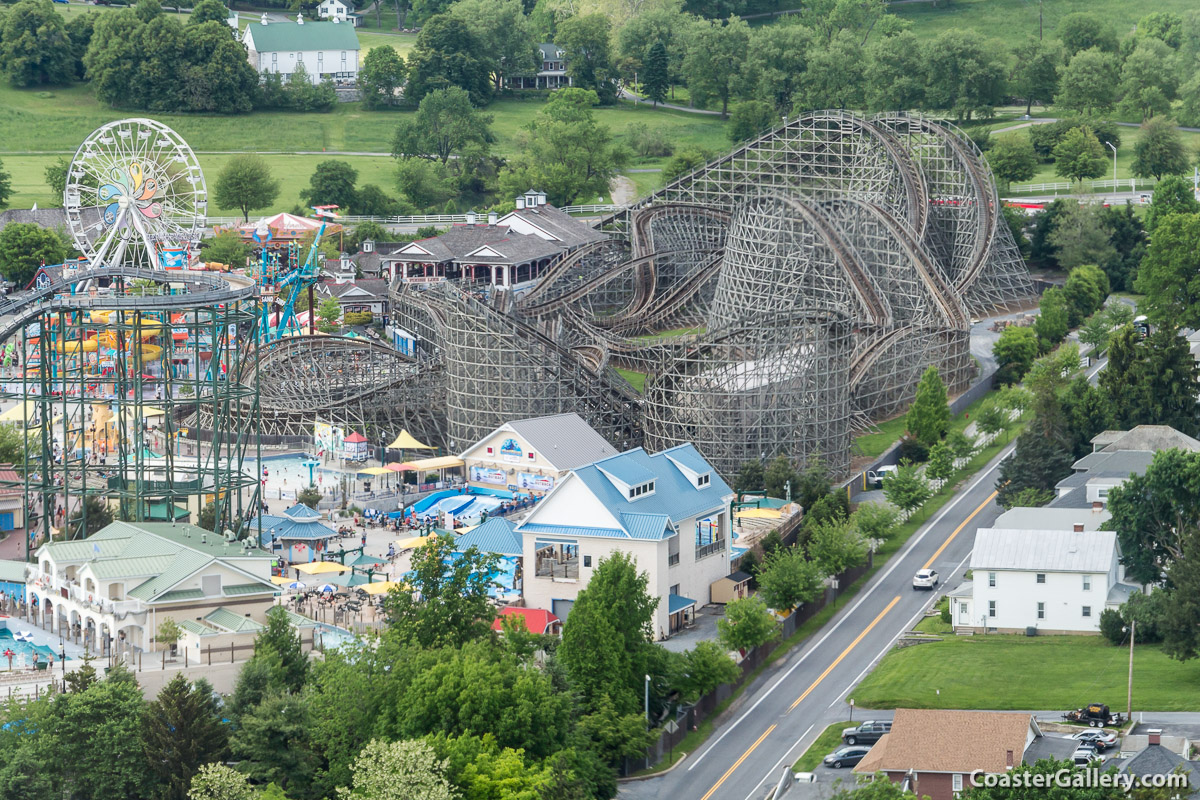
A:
1007,177,1158,195
204,205,625,229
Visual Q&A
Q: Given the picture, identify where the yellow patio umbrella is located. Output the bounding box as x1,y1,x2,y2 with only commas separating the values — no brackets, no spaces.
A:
736,507,782,519
395,535,435,550
387,430,433,450
357,466,393,476
360,580,403,595
270,575,294,585
294,561,352,575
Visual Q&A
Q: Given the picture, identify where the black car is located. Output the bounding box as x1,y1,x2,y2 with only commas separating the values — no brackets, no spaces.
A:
823,745,871,769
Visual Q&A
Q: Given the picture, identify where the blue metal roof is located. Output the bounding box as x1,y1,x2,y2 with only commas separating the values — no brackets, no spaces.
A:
596,458,657,487
573,444,732,524
283,503,321,519
668,594,697,614
455,518,523,555
258,512,339,544
619,512,673,540
520,522,628,539
663,444,713,476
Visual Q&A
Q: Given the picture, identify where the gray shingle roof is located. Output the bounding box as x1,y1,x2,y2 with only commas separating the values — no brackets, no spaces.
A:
993,507,1110,531
1095,425,1200,454
0,208,68,235
1046,487,1094,509
395,224,566,265
1118,745,1200,791
506,205,607,248
1070,450,1156,477
505,413,618,471
971,529,1118,573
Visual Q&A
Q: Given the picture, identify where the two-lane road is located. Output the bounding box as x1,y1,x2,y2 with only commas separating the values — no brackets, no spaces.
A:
623,358,1109,800
621,445,1012,800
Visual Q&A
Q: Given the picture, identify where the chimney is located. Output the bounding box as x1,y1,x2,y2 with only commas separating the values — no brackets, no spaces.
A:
297,12,304,24
1005,749,1014,769
465,210,477,225
201,532,207,545
488,211,498,225
515,197,526,210
1093,501,1103,511
1149,729,1162,746
260,11,268,24
1073,522,1085,533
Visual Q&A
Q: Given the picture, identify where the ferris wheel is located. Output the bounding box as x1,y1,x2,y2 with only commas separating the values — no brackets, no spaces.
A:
64,118,207,270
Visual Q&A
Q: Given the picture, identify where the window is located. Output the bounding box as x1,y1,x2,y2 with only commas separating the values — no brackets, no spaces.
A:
1037,602,1045,620
952,774,964,793
486,446,494,454
698,474,710,487
1097,487,1109,499
670,584,680,597
528,452,535,460
583,555,591,568
1083,575,1092,591
1036,573,1045,584
988,572,996,587
534,541,579,579
272,52,278,63
1082,606,1092,617
341,50,347,59
318,52,324,61
988,600,996,618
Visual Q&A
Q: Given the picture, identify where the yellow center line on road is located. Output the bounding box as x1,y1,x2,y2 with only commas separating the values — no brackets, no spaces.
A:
700,724,777,800
787,595,900,713
922,489,998,570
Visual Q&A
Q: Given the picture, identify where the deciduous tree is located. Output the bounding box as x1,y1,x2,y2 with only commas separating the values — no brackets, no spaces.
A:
925,440,954,482
1118,38,1176,121
1010,36,1060,115
384,534,498,649
1,0,74,87
1131,116,1189,179
301,160,359,212
850,502,900,544
0,158,10,210
717,595,777,652
682,16,749,117
727,100,774,143
1052,125,1108,183
1143,174,1200,233
755,545,824,611
921,29,1006,120
392,86,493,167
743,23,811,112
993,325,1039,384
1057,13,1119,56
405,14,493,106
986,134,1037,189
0,222,66,288
214,155,281,222
448,0,537,92
864,30,924,113
1135,212,1200,329
883,462,931,517
188,763,255,800
556,13,618,105
359,45,408,109
675,640,740,701
1055,48,1119,115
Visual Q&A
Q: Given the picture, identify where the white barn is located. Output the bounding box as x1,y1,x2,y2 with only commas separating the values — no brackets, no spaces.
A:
242,15,360,85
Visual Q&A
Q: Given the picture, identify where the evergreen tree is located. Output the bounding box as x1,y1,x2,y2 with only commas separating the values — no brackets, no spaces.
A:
643,40,669,107
733,460,764,495
996,429,1073,509
143,675,228,800
253,606,308,693
906,365,951,447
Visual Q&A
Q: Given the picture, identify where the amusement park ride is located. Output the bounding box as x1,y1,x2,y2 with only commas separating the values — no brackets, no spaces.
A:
0,118,261,544
254,205,340,343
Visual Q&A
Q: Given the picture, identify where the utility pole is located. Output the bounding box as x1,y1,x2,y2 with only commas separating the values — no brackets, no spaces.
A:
1127,618,1135,721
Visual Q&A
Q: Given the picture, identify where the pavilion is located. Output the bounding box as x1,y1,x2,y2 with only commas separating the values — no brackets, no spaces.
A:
258,503,340,563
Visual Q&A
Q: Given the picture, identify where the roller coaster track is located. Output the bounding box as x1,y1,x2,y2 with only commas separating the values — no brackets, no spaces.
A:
0,267,256,345
603,251,724,335
518,240,624,307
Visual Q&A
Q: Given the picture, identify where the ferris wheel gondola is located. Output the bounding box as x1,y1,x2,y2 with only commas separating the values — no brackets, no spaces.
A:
63,118,207,270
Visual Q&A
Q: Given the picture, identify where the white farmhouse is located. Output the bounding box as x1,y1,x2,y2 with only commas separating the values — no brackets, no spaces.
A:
242,15,360,85
516,443,734,640
951,514,1141,635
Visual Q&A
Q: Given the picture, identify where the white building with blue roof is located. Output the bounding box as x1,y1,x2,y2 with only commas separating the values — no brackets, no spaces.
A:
516,443,733,639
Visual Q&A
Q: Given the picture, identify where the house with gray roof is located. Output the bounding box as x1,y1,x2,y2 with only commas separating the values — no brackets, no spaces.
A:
257,503,340,563
27,520,277,654
242,15,360,85
950,527,1141,634
1113,730,1200,797
516,443,734,639
1049,425,1200,510
459,413,618,494
388,191,607,297
508,43,571,90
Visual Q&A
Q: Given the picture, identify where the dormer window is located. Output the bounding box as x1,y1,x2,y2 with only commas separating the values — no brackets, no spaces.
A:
698,473,710,488
628,480,656,499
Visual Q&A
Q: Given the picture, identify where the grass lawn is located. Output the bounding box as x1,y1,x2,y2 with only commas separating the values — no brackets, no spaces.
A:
853,387,997,461
53,2,190,21
615,368,647,393
356,31,418,63
889,0,1198,50
794,721,853,772
853,634,1200,712
0,80,726,212
624,170,664,198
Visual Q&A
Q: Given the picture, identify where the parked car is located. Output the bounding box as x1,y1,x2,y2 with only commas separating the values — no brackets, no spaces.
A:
1071,730,1118,751
842,720,892,745
1072,747,1105,767
824,745,871,769
912,569,939,590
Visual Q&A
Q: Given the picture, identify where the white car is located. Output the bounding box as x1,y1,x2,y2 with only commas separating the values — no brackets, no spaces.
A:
912,569,939,590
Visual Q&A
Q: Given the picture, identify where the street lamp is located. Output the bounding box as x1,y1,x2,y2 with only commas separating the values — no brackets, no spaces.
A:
1125,619,1135,721
1104,141,1117,188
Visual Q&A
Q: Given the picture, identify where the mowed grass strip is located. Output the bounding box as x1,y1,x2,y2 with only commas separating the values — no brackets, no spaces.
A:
793,721,854,772
852,634,1200,712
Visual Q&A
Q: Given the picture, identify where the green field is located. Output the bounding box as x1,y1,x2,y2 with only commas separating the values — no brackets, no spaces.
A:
0,79,727,212
852,634,1200,712
889,0,1197,49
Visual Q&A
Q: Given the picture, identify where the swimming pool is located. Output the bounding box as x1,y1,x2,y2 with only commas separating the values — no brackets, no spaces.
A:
0,628,59,669
246,453,342,493
314,622,359,651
